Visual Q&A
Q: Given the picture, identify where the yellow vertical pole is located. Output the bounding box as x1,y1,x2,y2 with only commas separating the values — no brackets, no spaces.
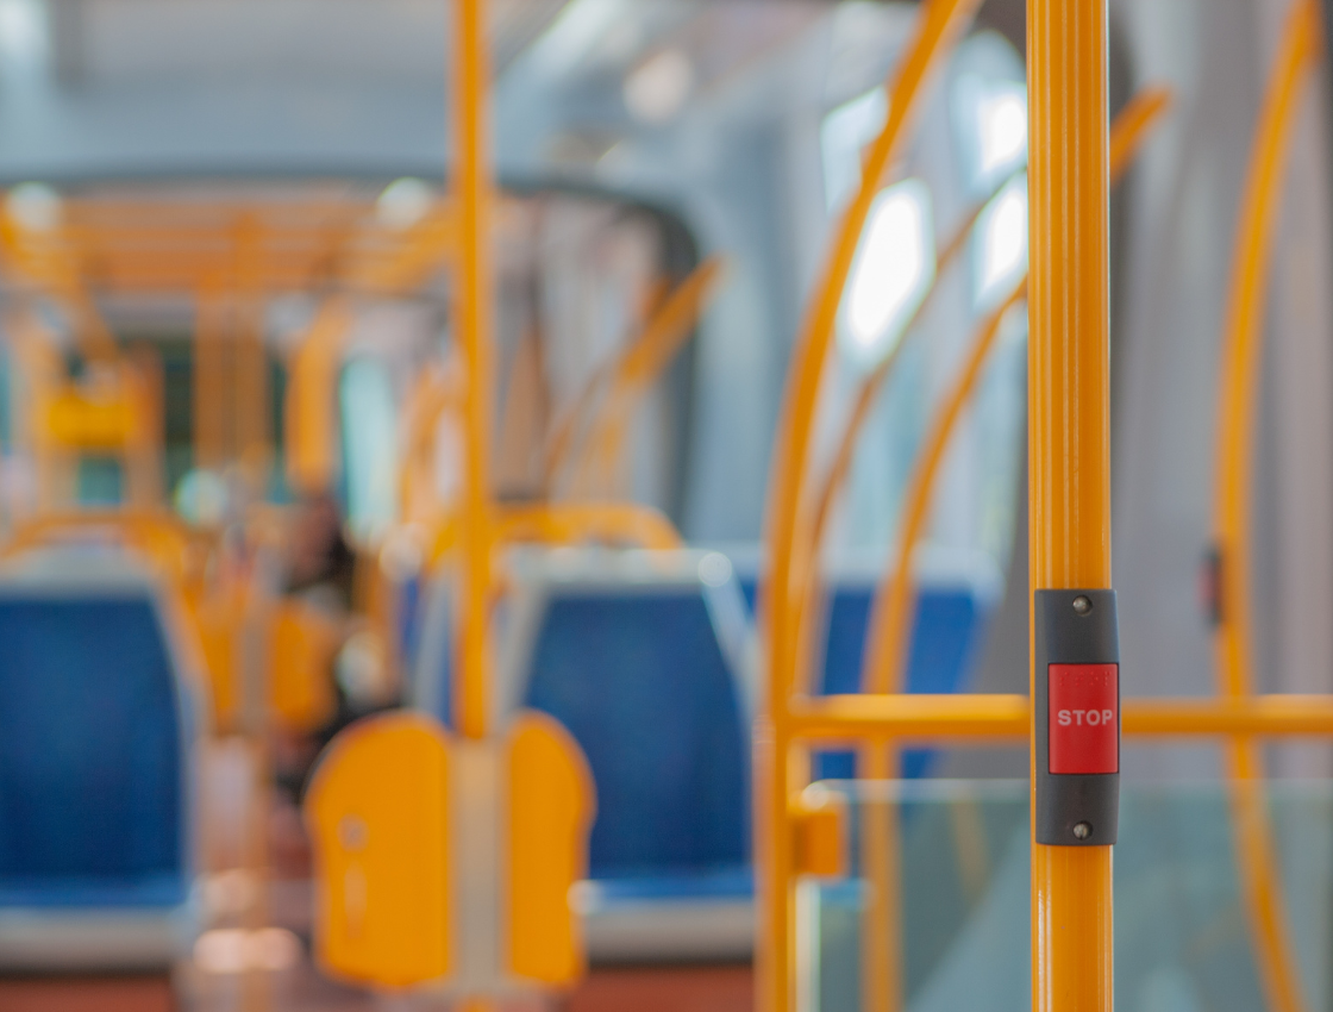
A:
124,343,165,508
1212,4,1319,1011
234,214,271,488
452,0,495,742
1027,1,1113,1010
194,274,229,472
285,298,352,498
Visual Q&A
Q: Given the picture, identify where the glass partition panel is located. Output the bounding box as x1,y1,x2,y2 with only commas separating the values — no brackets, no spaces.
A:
800,779,1333,1012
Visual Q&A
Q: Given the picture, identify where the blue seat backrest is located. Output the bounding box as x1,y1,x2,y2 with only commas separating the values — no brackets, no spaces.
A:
414,579,453,728
523,588,748,882
397,573,426,686
738,576,758,615
818,582,989,779
0,594,187,908
822,583,984,696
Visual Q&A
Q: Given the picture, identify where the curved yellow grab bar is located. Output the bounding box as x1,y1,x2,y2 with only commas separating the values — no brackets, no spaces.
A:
812,86,1170,578
850,75,1169,993
0,211,118,362
495,502,682,552
572,259,726,496
860,278,1026,695
762,0,982,714
858,83,1173,992
1108,86,1173,179
344,204,457,295
853,281,1023,1012
425,502,682,567
1212,3,1321,1011
755,3,984,1009
3,509,201,588
804,171,1013,564
543,257,724,496
857,84,1173,702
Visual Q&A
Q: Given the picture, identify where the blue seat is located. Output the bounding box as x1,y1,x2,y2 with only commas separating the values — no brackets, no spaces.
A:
814,578,993,779
395,571,426,684
722,547,998,781
0,551,199,970
414,546,995,961
414,548,754,962
523,585,749,882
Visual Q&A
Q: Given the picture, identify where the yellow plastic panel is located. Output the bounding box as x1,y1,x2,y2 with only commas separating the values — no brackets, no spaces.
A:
505,712,595,987
791,792,846,879
44,386,137,451
305,712,452,988
270,599,340,732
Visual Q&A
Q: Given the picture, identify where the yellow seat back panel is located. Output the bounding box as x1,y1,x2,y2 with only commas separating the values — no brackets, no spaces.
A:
506,712,595,986
306,712,452,988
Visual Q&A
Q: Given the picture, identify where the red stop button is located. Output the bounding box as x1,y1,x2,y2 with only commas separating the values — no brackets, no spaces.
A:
1048,663,1119,774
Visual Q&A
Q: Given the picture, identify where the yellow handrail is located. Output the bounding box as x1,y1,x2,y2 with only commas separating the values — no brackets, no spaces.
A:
755,1,983,1008
0,210,119,363
343,204,457,294
496,503,682,552
570,259,725,497
858,85,1171,719
232,214,271,490
1212,3,1321,1011
1,193,465,298
2,509,200,584
851,91,1170,1012
424,501,683,568
861,280,1026,696
1108,87,1173,179
193,274,227,472
284,298,354,498
787,693,1333,741
854,277,1022,1012
809,87,1171,564
804,171,1012,559
543,257,724,496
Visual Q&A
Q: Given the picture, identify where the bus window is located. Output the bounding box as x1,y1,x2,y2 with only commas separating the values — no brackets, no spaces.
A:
340,356,400,545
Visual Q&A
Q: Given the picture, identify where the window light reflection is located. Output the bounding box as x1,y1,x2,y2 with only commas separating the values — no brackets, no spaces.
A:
623,48,694,124
341,357,400,544
977,85,1028,176
841,179,934,367
976,177,1028,304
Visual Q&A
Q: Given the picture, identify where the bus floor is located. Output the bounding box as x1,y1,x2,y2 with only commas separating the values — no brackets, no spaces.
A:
0,962,754,1011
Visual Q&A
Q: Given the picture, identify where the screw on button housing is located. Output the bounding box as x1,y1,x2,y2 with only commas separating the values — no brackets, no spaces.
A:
339,815,369,850
1072,595,1092,615
1073,821,1092,840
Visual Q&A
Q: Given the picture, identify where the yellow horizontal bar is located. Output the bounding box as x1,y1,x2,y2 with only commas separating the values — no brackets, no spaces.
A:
1124,696,1333,737
788,694,1333,741
788,694,1029,740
